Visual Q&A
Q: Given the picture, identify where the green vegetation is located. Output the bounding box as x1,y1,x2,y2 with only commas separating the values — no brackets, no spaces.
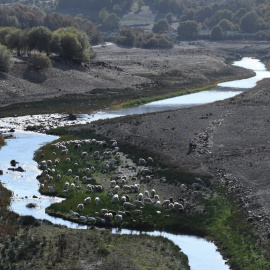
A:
152,19,169,34
0,44,13,73
177,20,200,40
117,29,173,48
31,53,52,70
32,130,270,269
210,25,223,40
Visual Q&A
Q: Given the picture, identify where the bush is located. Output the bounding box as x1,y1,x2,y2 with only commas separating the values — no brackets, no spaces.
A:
31,53,52,70
177,20,200,40
211,25,223,40
0,44,13,73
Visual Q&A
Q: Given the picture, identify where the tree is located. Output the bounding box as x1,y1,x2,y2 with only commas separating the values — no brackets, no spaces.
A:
6,28,27,56
0,44,13,73
240,11,259,33
177,20,199,40
211,25,223,40
52,27,94,62
31,53,52,70
152,19,169,34
28,26,52,54
208,9,233,27
232,8,247,24
117,29,136,47
165,13,173,24
218,19,234,31
102,13,120,31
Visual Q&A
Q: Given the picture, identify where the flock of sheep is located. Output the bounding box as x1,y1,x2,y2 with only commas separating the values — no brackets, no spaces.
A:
37,137,202,227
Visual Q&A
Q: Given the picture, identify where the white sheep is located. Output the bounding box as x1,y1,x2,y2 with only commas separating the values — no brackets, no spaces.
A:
67,169,72,176
144,197,153,204
65,182,69,189
173,202,184,212
123,185,131,192
104,213,113,223
91,166,95,172
93,151,100,158
66,157,71,163
123,202,134,210
71,183,75,190
148,157,153,163
77,203,84,211
150,189,156,198
144,190,149,197
139,158,146,166
84,197,91,204
115,214,123,224
121,196,127,202
82,176,87,183
114,185,120,194
138,193,143,201
86,184,93,192
47,160,52,166
162,200,170,208
110,180,116,188
85,168,90,174
57,174,61,180
154,194,160,201
101,209,108,214
81,152,88,158
121,178,126,186
78,215,86,221
156,201,161,208
95,197,100,205
74,175,79,182
87,217,96,223
134,184,140,193
118,211,126,217
134,200,145,207
112,194,119,203
168,203,174,210
48,185,55,192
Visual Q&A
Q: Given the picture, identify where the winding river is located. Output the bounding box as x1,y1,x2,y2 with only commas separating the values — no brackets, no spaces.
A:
1,57,269,270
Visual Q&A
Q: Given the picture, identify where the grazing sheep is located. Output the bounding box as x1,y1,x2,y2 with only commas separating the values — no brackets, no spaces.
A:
123,202,134,210
74,175,79,182
70,183,75,190
85,168,90,174
95,185,103,192
115,214,123,224
150,189,156,198
55,158,60,165
112,194,119,203
154,194,160,201
138,193,143,201
82,176,87,183
47,160,52,166
65,182,69,189
134,200,145,207
74,163,78,167
108,210,117,216
86,217,96,223
51,169,55,175
86,184,93,192
77,203,84,211
125,195,130,202
168,203,174,210
162,200,170,208
139,158,146,166
104,213,113,224
124,211,132,217
69,210,79,217
110,180,116,188
84,197,91,204
61,149,68,155
123,185,131,192
81,152,88,158
134,184,140,193
121,196,127,202
49,176,53,182
95,197,100,205
101,209,108,214
67,169,72,176
173,202,184,212
118,211,126,217
114,185,120,194
144,198,153,204
78,215,86,221
66,158,71,163
180,184,187,192
57,174,61,180
91,166,95,173
156,201,161,208
76,184,82,190
144,190,149,197
93,151,100,158
133,209,142,216
145,175,151,182
148,157,153,163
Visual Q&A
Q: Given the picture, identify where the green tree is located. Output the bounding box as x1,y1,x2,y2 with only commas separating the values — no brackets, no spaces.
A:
232,8,247,24
240,11,259,33
28,26,52,54
211,25,223,40
177,20,200,40
102,13,120,31
152,19,169,33
117,29,136,47
6,28,26,56
218,19,234,31
31,53,52,70
0,44,13,73
209,9,233,27
165,13,173,24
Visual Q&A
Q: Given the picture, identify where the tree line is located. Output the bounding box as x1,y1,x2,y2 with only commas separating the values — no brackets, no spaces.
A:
0,4,101,44
0,26,95,62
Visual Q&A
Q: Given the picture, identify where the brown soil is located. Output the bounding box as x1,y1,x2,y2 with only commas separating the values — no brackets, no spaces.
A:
0,40,259,117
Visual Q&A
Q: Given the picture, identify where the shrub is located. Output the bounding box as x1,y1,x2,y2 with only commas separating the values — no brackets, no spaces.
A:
0,44,13,73
210,25,223,40
31,53,52,70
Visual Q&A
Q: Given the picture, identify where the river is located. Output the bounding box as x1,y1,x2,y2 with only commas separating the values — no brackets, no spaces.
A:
1,57,269,270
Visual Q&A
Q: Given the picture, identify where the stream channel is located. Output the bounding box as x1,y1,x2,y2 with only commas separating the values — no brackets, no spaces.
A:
0,57,270,270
